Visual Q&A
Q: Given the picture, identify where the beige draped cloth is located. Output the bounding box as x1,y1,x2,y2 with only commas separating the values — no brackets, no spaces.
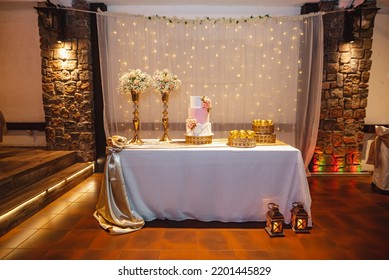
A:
93,135,145,234
367,126,389,168
367,126,389,190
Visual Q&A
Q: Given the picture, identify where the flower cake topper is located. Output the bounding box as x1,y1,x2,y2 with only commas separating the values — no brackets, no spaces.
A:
118,68,151,95
201,96,212,112
152,69,181,94
186,118,197,131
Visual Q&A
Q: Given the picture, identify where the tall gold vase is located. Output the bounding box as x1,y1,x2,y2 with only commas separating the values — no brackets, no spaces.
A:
160,92,172,142
129,91,144,144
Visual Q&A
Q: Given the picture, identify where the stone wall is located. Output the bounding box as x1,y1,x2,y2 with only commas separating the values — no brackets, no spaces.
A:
311,1,377,172
38,0,95,162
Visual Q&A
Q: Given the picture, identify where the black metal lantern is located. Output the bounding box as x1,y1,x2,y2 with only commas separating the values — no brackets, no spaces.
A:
35,3,68,42
342,2,380,43
290,202,310,233
342,9,356,42
265,203,284,237
355,6,380,36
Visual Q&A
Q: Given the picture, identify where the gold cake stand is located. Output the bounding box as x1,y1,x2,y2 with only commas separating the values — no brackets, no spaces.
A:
185,134,213,145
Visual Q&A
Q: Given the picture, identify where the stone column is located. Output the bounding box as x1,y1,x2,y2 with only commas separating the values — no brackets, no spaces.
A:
311,0,377,172
38,0,95,162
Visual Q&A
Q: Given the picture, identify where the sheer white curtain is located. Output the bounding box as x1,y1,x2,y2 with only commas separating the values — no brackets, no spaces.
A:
97,12,323,166
296,14,323,168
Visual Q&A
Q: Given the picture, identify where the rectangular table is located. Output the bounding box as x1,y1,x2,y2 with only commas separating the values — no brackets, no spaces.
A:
118,140,312,226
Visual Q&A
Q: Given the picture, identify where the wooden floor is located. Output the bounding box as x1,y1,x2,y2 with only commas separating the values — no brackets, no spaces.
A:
0,147,75,183
0,172,388,260
0,147,77,207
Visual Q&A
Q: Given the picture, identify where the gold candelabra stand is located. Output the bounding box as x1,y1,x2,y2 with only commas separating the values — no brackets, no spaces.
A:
160,92,172,142
129,91,144,144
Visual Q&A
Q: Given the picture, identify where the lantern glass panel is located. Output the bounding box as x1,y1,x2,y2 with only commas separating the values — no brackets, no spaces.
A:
265,203,285,237
272,221,283,233
290,202,309,233
297,218,307,230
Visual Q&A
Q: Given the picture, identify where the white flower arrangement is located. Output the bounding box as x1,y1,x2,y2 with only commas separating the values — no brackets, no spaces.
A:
152,69,181,94
118,69,151,95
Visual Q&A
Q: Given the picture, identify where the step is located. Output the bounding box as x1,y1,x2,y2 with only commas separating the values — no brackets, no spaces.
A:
0,149,77,199
0,162,94,237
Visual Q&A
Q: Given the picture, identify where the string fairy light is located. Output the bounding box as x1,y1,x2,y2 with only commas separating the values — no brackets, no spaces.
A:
94,9,322,141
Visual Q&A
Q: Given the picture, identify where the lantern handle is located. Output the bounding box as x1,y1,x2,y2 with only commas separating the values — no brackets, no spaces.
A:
267,202,279,210
292,202,304,208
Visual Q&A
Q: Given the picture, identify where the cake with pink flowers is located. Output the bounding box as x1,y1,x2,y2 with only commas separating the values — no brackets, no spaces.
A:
185,96,213,144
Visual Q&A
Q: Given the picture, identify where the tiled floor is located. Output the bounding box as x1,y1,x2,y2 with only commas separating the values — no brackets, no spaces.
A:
0,173,388,260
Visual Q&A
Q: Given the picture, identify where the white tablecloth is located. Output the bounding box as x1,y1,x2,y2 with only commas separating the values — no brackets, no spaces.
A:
118,140,312,226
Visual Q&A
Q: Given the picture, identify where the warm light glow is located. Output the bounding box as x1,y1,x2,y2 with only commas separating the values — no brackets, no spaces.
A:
0,164,94,222
297,218,307,229
59,48,67,60
272,221,282,233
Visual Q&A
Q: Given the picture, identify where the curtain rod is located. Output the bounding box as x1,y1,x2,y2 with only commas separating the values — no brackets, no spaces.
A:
52,5,358,18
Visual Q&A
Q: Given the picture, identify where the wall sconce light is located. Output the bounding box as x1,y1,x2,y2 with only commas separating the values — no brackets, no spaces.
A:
58,47,68,60
265,203,285,237
355,6,380,34
290,202,310,233
342,3,380,43
35,4,67,42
